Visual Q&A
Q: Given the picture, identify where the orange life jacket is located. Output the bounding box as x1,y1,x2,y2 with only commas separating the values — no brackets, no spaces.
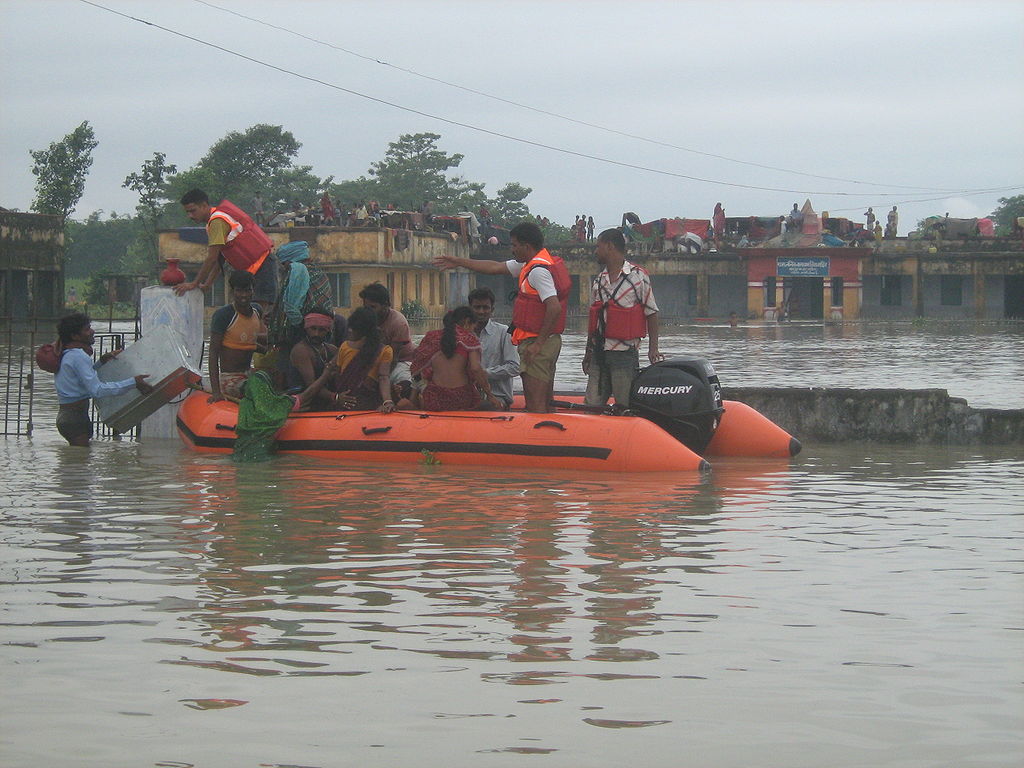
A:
209,200,274,273
587,268,648,341
511,249,571,343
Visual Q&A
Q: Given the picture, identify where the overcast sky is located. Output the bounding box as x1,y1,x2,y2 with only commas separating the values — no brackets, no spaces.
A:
2,0,1022,233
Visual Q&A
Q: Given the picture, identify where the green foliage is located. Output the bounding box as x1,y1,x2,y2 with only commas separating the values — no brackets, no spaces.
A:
368,132,463,210
29,120,98,221
64,211,144,279
84,274,110,305
991,195,1024,235
123,152,177,274
163,124,323,224
123,152,176,221
400,299,426,320
199,123,300,189
326,132,533,221
539,220,573,244
490,182,532,226
419,449,441,466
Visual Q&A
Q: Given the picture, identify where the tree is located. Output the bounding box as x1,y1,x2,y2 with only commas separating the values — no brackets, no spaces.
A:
368,132,466,210
123,152,177,273
29,121,98,221
64,211,143,279
163,124,320,221
123,152,177,221
199,123,301,189
991,195,1024,235
489,182,532,226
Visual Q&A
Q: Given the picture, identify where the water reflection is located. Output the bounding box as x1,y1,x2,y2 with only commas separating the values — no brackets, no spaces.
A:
1,436,1021,766
158,458,785,675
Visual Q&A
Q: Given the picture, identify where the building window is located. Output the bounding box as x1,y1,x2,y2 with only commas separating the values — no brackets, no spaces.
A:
415,272,422,301
206,275,226,307
830,277,844,307
386,272,395,300
764,276,776,308
940,275,963,306
334,272,351,307
429,272,436,306
687,277,698,305
880,275,902,306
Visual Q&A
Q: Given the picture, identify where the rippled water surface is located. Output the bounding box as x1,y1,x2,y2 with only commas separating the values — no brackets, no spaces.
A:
2,321,1022,766
2,434,1022,767
556,319,1024,409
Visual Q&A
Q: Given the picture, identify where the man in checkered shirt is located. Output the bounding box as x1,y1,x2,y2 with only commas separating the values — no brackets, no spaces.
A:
582,228,663,408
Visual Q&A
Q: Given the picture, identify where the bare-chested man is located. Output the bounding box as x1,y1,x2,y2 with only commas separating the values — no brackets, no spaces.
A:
208,270,267,401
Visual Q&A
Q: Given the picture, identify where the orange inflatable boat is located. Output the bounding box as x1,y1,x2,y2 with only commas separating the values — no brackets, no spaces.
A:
176,357,799,471
176,392,710,472
527,394,801,459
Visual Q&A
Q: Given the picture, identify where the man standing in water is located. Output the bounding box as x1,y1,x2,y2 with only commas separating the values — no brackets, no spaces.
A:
208,271,266,402
53,313,152,446
583,228,661,408
175,189,277,308
434,221,569,412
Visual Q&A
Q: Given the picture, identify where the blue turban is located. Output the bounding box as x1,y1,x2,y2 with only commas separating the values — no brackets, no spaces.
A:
276,241,309,264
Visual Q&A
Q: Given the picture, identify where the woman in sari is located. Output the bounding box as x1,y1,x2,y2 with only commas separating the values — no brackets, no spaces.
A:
328,306,396,413
412,306,500,412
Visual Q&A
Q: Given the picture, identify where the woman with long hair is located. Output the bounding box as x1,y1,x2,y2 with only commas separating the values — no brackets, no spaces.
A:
412,306,499,411
327,306,395,413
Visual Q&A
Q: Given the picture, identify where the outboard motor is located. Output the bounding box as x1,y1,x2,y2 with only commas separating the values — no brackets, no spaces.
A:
628,357,724,454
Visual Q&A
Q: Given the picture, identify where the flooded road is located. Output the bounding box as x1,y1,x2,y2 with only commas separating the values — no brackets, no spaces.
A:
1,321,1022,766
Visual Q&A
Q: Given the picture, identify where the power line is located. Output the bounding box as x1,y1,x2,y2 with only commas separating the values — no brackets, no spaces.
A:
194,0,973,194
81,0,1022,202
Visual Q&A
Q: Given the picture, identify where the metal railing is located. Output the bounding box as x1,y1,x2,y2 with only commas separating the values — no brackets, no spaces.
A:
1,327,141,440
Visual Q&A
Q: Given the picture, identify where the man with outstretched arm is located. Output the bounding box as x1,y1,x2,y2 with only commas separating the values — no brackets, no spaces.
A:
434,221,569,413
174,188,277,308
583,228,662,409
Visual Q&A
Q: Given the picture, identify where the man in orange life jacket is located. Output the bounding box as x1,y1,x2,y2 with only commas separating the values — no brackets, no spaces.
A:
174,189,277,308
583,228,662,408
433,221,569,413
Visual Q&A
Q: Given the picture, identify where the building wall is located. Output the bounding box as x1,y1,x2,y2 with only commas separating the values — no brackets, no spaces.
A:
0,209,65,321
159,226,1024,321
158,226,469,317
742,248,865,320
862,243,1023,319
861,275,914,319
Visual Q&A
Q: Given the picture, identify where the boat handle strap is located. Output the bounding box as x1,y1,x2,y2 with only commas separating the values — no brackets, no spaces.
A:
362,425,392,436
533,420,567,431
215,423,237,432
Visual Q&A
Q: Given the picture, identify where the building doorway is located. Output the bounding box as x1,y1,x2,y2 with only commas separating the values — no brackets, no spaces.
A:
783,277,824,319
1006,275,1024,319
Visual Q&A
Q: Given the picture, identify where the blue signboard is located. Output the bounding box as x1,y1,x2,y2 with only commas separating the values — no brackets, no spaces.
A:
777,257,830,277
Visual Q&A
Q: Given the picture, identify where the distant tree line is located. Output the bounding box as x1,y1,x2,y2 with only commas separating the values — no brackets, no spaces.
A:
28,122,561,280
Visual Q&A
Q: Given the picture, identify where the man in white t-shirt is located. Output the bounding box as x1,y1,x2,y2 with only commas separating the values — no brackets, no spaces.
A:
433,222,570,412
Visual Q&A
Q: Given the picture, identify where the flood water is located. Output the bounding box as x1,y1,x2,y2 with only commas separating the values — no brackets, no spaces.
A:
2,321,1022,767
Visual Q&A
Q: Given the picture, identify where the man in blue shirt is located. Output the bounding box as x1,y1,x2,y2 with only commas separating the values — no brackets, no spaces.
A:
53,313,152,446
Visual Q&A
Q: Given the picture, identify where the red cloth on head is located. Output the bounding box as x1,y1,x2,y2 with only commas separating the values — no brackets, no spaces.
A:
304,313,333,329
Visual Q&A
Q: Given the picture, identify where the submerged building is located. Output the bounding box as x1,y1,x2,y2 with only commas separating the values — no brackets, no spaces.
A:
159,207,1024,321
0,208,65,322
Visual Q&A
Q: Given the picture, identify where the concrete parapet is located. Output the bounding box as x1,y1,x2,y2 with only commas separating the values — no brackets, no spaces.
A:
721,386,1024,445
